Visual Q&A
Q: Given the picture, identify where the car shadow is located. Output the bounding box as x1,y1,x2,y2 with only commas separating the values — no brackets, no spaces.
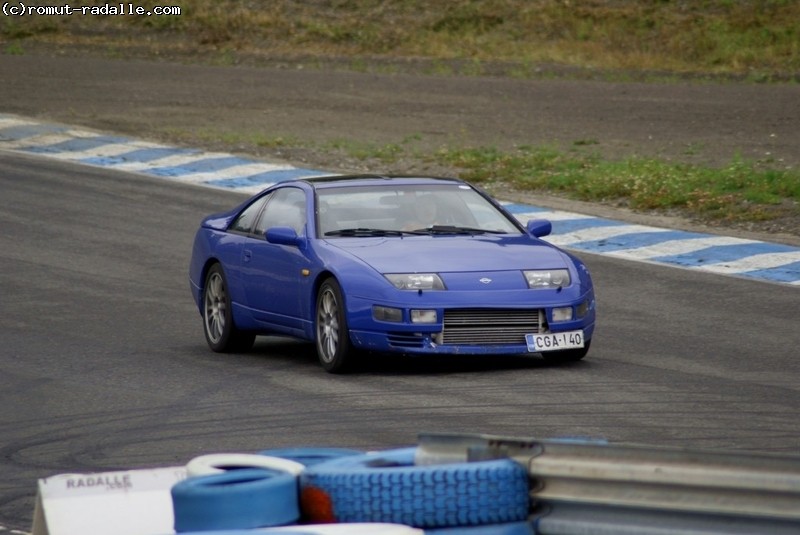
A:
248,336,583,376
355,351,551,376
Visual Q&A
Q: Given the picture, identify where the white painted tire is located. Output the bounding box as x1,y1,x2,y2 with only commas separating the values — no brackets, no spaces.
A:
186,453,305,477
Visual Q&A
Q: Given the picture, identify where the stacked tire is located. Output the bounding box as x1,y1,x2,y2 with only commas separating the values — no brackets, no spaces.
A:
170,447,534,534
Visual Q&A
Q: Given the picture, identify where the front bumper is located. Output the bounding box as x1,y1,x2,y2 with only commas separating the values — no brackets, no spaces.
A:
345,288,596,355
350,323,595,356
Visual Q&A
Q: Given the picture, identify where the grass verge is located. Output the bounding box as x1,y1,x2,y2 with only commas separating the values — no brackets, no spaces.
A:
434,145,799,223
3,1,799,81
165,127,799,226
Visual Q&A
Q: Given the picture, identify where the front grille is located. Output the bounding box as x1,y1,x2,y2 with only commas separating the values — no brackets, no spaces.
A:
442,308,543,345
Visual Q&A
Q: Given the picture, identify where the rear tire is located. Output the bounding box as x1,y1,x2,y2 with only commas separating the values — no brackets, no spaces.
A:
315,278,353,373
541,338,590,364
202,263,255,353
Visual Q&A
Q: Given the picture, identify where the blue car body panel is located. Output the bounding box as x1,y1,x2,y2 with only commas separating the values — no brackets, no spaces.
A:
189,176,596,357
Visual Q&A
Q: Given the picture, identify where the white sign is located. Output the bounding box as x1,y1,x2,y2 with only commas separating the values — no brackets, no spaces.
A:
32,466,187,535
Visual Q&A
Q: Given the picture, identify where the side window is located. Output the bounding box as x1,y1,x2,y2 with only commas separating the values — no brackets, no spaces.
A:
230,195,269,234
254,187,307,235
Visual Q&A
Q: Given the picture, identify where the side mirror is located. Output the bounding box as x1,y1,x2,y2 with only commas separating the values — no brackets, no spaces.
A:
266,226,302,246
526,219,552,238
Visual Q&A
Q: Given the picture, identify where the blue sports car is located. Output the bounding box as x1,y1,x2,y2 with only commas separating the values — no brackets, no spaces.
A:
189,175,596,373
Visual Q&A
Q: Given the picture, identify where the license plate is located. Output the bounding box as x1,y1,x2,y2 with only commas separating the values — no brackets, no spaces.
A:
525,331,584,352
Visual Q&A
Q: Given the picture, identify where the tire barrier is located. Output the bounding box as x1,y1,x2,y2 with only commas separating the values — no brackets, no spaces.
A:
172,448,367,532
171,468,300,532
186,453,305,477
258,447,364,467
34,433,800,534
169,523,425,534
427,521,536,535
298,447,530,528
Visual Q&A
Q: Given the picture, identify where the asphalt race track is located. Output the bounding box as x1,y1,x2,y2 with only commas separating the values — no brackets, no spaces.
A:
1,150,798,531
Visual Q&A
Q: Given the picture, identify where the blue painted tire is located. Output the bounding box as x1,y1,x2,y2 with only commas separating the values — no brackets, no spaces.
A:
299,447,530,528
174,524,423,535
427,521,535,534
171,468,300,532
258,447,364,467
173,532,315,535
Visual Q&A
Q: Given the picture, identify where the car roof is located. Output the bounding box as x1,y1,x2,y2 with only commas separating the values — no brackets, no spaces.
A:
299,174,466,190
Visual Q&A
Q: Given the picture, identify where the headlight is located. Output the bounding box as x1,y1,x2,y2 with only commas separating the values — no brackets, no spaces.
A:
524,269,571,289
385,273,445,290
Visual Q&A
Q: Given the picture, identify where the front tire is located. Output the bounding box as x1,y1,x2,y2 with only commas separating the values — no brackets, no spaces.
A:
202,263,255,353
315,278,353,373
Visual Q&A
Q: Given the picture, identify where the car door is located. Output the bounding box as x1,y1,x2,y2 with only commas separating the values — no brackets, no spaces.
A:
219,194,270,314
240,186,312,333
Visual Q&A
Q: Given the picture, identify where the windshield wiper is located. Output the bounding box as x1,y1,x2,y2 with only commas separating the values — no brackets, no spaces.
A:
413,225,508,235
324,227,422,237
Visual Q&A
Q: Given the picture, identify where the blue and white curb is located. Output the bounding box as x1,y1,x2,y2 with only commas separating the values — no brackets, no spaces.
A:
1,113,798,286
0,115,328,194
503,204,800,285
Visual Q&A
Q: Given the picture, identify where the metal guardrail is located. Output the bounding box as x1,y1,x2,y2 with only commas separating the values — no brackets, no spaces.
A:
415,432,800,535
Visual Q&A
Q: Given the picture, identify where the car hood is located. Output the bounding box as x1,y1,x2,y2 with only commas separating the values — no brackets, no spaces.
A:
326,235,569,273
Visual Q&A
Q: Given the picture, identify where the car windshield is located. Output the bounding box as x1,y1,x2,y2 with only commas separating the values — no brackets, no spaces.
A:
316,183,522,237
